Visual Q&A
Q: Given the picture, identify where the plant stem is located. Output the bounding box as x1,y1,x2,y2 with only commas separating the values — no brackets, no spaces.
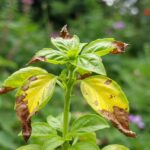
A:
63,66,75,149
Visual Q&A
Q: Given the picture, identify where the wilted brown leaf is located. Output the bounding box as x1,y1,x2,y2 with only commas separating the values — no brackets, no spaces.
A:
101,106,136,138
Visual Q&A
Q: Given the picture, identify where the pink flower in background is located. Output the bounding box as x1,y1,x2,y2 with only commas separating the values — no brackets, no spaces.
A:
22,0,33,5
129,114,145,129
113,21,125,29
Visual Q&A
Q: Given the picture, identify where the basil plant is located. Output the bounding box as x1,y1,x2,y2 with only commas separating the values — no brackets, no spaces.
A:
0,26,136,150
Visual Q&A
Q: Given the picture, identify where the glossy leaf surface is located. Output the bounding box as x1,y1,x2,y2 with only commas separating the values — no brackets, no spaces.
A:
31,122,57,137
71,114,109,133
81,38,127,56
29,48,67,64
42,135,64,150
77,54,106,75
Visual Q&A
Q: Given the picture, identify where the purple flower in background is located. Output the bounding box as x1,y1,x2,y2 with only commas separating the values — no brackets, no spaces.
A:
113,21,125,29
129,114,145,129
22,0,33,5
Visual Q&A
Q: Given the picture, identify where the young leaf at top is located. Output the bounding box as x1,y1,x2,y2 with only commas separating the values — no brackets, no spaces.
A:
81,38,128,56
80,75,136,138
0,67,47,94
16,72,56,141
51,28,80,53
68,141,100,150
29,48,67,65
102,144,129,150
71,114,109,134
76,53,106,75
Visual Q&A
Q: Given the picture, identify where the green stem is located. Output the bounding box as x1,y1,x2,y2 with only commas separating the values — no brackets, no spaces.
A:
63,66,75,149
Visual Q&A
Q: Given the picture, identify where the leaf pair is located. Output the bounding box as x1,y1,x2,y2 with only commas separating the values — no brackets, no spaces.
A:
29,26,127,76
0,67,57,141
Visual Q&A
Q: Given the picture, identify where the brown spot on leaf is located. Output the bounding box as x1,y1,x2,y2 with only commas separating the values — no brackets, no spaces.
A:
28,76,37,81
16,95,32,142
100,106,136,138
111,41,128,54
22,83,30,91
0,87,15,94
60,25,72,39
28,56,46,64
94,100,99,106
79,73,92,80
104,79,112,85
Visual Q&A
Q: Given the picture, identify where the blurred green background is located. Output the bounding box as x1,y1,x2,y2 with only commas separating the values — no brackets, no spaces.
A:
0,0,150,149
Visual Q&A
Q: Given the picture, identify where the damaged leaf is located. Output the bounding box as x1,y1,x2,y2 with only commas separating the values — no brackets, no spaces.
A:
29,48,67,65
1,67,48,88
51,25,80,52
0,87,15,94
16,72,57,141
60,24,72,39
81,38,128,56
80,75,136,137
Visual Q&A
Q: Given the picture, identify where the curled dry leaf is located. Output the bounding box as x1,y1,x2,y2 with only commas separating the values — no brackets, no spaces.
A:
16,94,31,142
28,56,46,64
101,106,136,137
111,41,128,54
60,24,72,39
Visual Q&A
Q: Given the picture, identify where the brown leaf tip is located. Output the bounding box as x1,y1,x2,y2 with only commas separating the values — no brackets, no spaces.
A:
60,25,72,39
28,56,46,64
0,87,15,94
100,106,136,138
16,98,32,142
111,41,128,54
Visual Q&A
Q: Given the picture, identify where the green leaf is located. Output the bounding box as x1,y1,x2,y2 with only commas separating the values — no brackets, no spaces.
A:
51,35,80,52
80,75,136,137
77,133,97,144
31,122,57,137
42,135,64,150
81,38,115,56
2,67,47,88
71,114,109,134
76,54,106,75
29,48,67,64
47,115,62,131
68,142,100,150
102,144,129,150
17,72,57,114
16,144,41,150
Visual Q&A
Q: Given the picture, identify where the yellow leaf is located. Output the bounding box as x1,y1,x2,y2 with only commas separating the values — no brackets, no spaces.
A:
80,75,136,138
19,73,57,114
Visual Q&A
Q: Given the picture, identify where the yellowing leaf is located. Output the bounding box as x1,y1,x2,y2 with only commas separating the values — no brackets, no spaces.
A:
18,73,57,114
16,73,57,141
80,75,136,138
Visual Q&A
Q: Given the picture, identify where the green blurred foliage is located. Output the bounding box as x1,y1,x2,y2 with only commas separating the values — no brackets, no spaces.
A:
0,0,150,149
